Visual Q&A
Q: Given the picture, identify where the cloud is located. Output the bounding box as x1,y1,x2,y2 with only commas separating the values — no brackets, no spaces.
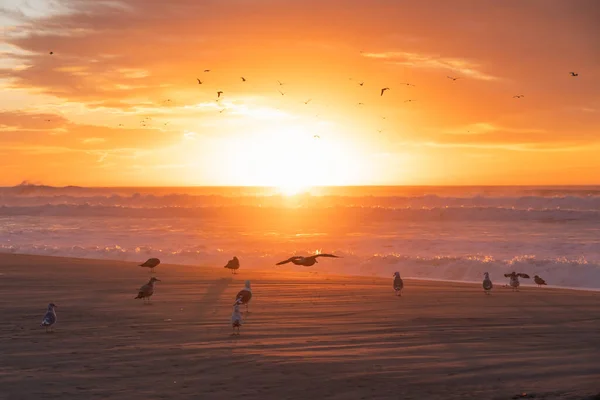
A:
362,51,500,81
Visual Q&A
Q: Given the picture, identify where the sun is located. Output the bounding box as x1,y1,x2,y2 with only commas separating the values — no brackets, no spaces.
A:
277,183,308,196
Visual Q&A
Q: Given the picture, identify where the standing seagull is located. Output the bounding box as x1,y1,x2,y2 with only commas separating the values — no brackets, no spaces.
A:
393,272,404,296
234,280,252,312
224,256,240,274
504,272,529,292
140,258,160,273
380,87,390,96
276,253,340,266
483,272,493,295
135,277,161,303
40,303,58,333
534,275,547,287
231,305,243,335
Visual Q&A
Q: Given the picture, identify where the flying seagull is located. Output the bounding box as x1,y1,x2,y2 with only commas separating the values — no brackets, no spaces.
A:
277,80,284,86
40,303,58,333
569,72,579,77
447,76,460,81
140,258,160,273
380,87,390,96
313,135,320,139
231,305,243,335
278,90,285,96
219,108,226,114
483,272,493,295
204,69,211,73
276,254,340,267
399,82,416,87
404,99,417,103
197,78,203,84
393,272,403,296
357,102,364,106
534,275,547,287
234,280,252,312
135,277,161,303
241,77,246,82
304,99,312,105
217,91,223,98
224,256,240,274
513,95,525,99
49,51,53,55
359,82,364,86
504,272,530,292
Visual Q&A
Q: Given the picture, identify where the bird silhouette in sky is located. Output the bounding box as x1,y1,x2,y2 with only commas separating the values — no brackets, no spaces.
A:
447,76,460,81
277,80,284,86
197,78,202,84
399,82,416,87
513,95,524,99
217,91,223,98
276,254,340,266
241,77,246,82
304,99,312,104
381,87,390,96
204,69,211,73
570,72,579,77
278,90,285,96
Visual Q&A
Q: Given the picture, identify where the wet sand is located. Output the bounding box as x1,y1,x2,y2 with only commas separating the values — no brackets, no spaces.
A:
0,253,599,400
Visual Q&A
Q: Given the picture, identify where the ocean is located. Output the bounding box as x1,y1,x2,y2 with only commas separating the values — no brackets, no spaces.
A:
1,184,600,290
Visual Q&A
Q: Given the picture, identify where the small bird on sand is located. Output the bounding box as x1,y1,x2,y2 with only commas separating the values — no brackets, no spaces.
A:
234,280,252,312
135,277,161,303
231,305,243,335
534,275,547,287
380,87,390,96
276,254,340,266
504,272,530,292
217,91,223,98
570,72,579,77
140,258,160,273
393,271,404,296
40,303,58,333
483,272,493,294
224,256,240,274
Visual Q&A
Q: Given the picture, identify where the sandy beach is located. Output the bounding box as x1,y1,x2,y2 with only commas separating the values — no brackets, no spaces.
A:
0,253,599,400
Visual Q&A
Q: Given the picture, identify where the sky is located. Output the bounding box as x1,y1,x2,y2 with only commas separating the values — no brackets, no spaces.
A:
1,0,599,187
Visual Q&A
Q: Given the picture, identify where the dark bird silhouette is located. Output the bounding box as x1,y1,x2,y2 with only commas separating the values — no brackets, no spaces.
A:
204,69,211,73
393,272,404,296
570,72,579,77
219,108,225,114
399,82,416,87
40,303,58,333
534,275,547,287
140,258,160,273
357,102,364,106
447,76,459,81
49,51,53,55
483,272,493,294
224,256,240,274
359,82,364,86
241,77,246,82
217,91,223,98
513,95,525,99
278,90,285,96
276,254,340,266
380,87,390,96
135,277,161,303
304,99,312,104
404,99,416,103
196,78,202,84
277,80,284,86
234,280,252,312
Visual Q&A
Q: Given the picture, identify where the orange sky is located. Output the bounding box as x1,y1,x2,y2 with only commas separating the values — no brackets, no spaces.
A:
1,0,599,187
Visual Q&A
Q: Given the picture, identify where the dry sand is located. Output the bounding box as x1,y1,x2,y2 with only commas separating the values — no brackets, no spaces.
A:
0,253,599,400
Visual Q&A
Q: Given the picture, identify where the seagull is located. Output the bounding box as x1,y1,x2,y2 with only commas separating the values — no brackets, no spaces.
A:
504,272,530,292
241,77,246,82
380,87,390,96
377,129,383,134
196,78,202,84
224,256,240,274
276,253,340,267
204,69,211,73
217,91,223,98
513,95,525,99
313,135,320,139
534,275,547,287
139,258,160,273
357,102,364,106
569,72,579,77
404,99,417,103
393,272,403,296
399,82,416,87
49,51,53,55
304,99,312,105
277,80,284,86
135,277,161,303
483,272,493,295
40,303,58,333
359,82,364,86
231,305,243,335
219,108,225,114
234,280,252,312
278,90,285,96
447,76,460,81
